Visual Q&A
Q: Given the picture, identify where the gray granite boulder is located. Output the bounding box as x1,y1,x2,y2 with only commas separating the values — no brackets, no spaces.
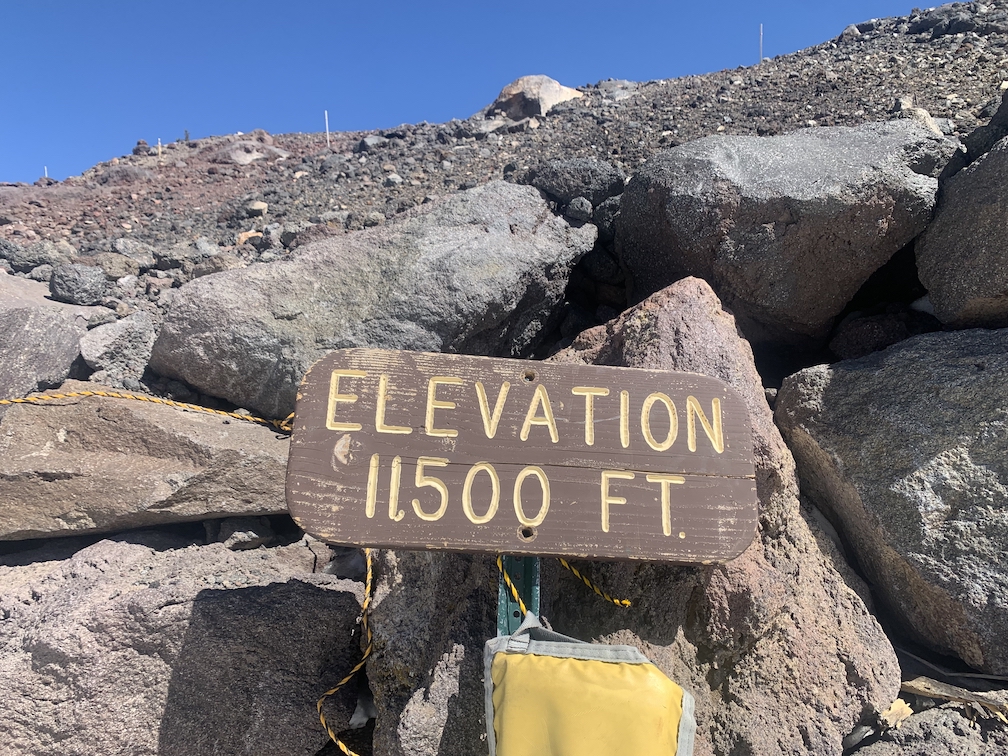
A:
916,136,1008,327
0,381,289,540
366,278,901,756
617,120,956,347
776,328,1008,674
149,181,595,419
0,535,362,756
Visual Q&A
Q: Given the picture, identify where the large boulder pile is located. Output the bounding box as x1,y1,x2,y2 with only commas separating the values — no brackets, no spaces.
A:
5,20,1008,751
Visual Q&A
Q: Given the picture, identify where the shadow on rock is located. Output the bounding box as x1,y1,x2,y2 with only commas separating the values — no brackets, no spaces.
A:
158,581,362,756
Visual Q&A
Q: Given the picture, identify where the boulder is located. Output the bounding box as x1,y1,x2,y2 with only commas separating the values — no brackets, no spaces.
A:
204,139,290,166
50,263,107,306
112,237,157,271
854,703,1008,755
617,120,957,347
488,75,584,120
92,251,140,280
149,181,596,419
916,136,1008,327
941,89,1008,181
0,271,99,401
366,278,900,756
0,381,289,540
0,238,72,273
78,311,156,388
368,550,495,756
828,308,940,360
775,328,1008,674
0,534,363,756
531,158,626,206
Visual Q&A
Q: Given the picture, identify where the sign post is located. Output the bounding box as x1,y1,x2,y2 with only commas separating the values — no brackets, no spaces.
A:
497,555,539,635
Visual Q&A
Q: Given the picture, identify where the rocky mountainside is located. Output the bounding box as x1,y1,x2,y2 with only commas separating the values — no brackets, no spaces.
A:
2,2,1008,755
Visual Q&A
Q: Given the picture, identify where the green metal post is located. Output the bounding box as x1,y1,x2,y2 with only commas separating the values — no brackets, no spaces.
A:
497,555,540,636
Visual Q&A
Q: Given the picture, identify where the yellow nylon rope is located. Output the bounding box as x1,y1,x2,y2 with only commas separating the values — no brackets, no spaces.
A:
558,558,631,608
0,389,293,433
317,548,374,756
496,554,528,616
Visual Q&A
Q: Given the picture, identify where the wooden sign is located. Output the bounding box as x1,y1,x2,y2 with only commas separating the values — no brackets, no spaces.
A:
286,349,757,563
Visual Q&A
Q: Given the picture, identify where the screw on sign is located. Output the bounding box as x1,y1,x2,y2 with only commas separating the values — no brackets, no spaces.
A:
285,348,757,563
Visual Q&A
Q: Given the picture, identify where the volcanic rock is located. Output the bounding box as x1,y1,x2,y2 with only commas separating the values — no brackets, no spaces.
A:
366,278,900,756
488,75,584,120
531,157,626,206
78,311,156,388
0,381,289,540
617,120,956,347
0,238,72,273
0,271,98,401
941,89,1008,180
916,136,1008,327
0,535,363,756
49,263,108,306
775,328,1008,674
855,703,1008,755
149,181,596,419
112,238,157,271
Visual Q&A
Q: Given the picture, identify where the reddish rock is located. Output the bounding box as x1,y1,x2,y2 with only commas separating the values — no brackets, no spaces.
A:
547,277,901,755
366,278,900,756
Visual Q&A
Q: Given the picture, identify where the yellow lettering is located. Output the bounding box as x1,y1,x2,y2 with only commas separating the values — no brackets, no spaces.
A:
513,466,550,526
571,386,609,445
462,462,500,524
425,377,463,438
620,390,630,448
520,384,559,443
640,392,678,452
687,396,724,453
388,456,404,521
326,369,366,431
475,381,510,439
376,374,413,434
412,456,450,521
365,454,380,518
646,473,686,536
600,470,635,533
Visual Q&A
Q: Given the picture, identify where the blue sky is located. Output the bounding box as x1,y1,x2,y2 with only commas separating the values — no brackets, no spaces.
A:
1,2,920,184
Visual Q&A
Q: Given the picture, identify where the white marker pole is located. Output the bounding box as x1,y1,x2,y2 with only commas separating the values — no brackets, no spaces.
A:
44,166,48,178
760,24,763,63
325,110,331,149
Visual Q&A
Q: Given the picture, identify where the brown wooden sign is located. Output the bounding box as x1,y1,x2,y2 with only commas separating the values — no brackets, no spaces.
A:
286,349,757,563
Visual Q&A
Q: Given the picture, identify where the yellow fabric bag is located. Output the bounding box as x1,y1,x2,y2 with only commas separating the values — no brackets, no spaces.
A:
484,614,695,756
